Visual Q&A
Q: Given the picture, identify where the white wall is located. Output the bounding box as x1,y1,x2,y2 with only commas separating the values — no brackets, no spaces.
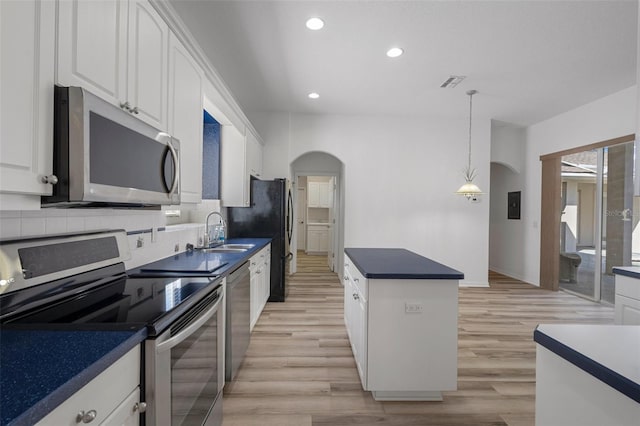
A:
491,123,525,173
488,120,528,281
256,112,491,286
521,86,637,285
489,163,526,281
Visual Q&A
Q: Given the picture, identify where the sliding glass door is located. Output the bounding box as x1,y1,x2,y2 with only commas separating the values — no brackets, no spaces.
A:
559,141,635,303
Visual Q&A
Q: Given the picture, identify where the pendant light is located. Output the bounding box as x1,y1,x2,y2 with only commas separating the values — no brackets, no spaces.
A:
456,89,483,200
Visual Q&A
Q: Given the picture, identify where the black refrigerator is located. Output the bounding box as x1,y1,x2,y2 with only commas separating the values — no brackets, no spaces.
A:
227,178,293,302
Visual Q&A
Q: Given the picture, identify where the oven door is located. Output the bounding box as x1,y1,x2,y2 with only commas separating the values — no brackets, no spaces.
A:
145,286,224,426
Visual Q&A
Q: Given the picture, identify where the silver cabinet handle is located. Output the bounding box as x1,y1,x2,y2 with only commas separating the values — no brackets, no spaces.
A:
120,101,131,111
134,402,147,413
41,175,58,185
352,293,359,300
131,106,139,114
76,410,97,423
353,278,359,283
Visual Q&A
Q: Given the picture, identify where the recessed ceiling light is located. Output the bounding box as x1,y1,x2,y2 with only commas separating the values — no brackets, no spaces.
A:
306,17,324,30
308,92,320,99
386,47,404,58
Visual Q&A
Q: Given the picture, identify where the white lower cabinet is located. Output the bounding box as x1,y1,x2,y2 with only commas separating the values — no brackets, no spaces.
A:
344,270,367,387
36,346,142,426
343,253,458,401
307,225,329,253
249,244,271,331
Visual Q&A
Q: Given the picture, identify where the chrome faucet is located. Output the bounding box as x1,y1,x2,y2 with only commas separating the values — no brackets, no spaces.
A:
204,211,226,247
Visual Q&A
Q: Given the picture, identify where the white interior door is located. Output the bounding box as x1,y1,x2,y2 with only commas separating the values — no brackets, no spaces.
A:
297,187,306,250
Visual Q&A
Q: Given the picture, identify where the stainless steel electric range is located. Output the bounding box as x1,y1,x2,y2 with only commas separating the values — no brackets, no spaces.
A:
0,230,224,426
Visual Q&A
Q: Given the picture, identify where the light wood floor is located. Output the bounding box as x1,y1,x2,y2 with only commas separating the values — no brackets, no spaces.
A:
222,252,614,426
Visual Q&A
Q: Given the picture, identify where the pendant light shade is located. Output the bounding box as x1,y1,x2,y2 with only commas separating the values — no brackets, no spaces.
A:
456,89,483,199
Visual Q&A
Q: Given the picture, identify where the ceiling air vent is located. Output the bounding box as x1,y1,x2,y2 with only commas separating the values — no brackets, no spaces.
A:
440,75,466,88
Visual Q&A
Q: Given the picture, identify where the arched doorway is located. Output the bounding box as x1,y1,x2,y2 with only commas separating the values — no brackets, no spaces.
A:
290,151,345,275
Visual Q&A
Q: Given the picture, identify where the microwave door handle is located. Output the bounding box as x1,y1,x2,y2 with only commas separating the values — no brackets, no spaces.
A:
167,140,179,196
156,296,221,354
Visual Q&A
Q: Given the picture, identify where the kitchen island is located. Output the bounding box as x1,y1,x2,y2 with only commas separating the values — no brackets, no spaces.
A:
343,248,463,401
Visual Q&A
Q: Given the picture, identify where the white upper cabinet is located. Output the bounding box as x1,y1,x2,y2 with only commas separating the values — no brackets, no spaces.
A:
126,0,169,130
57,0,169,130
220,124,249,207
168,32,204,204
307,181,331,208
0,0,56,200
246,129,263,178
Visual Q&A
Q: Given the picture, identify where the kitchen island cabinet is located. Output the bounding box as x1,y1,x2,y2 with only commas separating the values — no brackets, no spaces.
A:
343,248,463,401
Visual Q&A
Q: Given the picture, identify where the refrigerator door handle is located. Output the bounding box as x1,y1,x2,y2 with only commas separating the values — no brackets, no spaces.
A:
284,252,293,261
286,189,293,244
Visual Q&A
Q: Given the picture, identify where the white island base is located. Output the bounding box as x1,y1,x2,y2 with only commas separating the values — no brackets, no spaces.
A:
343,249,462,402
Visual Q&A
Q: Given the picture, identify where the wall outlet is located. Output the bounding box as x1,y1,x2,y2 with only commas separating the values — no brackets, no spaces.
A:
405,302,423,313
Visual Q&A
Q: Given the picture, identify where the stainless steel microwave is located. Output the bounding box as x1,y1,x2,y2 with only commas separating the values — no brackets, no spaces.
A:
42,86,180,207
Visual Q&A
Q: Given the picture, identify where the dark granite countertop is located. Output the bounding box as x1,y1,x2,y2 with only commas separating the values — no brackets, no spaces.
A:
612,266,640,279
0,327,146,426
345,248,464,280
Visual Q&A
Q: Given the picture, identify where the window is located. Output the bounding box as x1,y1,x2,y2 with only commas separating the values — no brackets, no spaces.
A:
202,111,221,199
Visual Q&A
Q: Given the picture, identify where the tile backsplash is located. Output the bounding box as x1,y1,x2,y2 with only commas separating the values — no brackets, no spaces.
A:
0,209,209,270
0,209,166,239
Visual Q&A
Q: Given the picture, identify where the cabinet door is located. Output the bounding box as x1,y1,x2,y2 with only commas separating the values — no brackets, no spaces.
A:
220,124,249,207
250,270,258,331
36,346,140,426
99,388,141,426
353,292,367,388
307,182,319,207
57,0,127,105
318,228,329,252
127,0,169,130
246,130,262,178
0,0,55,198
306,229,320,252
168,33,203,204
318,182,331,208
263,255,271,303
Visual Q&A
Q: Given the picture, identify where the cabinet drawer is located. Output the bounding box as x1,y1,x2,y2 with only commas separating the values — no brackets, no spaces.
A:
615,294,640,325
345,255,367,300
36,346,140,426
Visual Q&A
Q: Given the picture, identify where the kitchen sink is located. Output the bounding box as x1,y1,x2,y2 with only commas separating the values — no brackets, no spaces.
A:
216,244,255,249
197,243,255,253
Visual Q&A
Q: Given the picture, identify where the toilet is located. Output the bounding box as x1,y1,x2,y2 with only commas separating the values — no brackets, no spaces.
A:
559,252,582,282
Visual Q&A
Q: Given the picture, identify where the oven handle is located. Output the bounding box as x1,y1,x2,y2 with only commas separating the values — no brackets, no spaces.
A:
156,296,222,354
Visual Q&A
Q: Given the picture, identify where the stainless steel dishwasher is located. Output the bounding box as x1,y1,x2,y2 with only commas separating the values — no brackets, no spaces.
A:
225,261,251,382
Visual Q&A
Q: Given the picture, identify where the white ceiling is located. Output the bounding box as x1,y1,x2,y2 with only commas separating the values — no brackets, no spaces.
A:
168,0,638,127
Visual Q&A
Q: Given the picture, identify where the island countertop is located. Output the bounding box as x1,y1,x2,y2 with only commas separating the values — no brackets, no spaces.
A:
345,248,464,280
